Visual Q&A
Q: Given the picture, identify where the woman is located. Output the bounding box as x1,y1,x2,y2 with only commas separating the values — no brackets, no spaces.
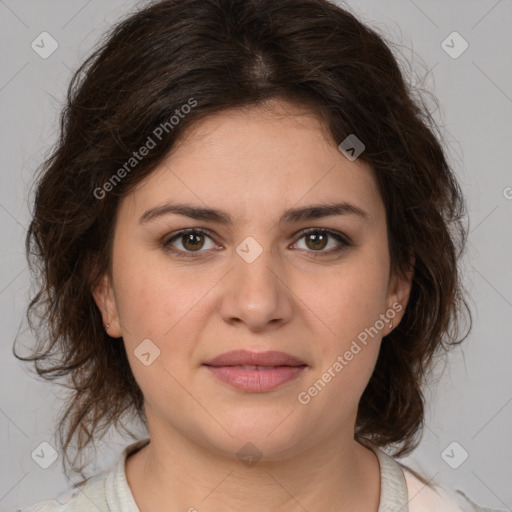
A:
13,0,495,510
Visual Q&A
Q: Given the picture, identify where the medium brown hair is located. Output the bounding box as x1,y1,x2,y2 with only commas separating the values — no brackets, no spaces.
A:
14,0,472,479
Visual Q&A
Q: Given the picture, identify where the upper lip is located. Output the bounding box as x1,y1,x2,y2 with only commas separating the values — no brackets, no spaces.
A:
203,350,306,367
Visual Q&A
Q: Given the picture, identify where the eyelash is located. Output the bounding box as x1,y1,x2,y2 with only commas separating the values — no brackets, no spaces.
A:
162,227,352,259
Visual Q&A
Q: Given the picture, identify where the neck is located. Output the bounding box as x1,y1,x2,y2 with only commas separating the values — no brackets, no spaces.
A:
125,428,380,512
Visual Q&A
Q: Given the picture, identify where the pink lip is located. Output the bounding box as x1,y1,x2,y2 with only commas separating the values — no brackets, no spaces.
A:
204,349,305,367
203,350,307,392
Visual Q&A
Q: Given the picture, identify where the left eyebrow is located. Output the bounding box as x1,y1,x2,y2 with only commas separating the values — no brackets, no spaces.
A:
138,201,370,226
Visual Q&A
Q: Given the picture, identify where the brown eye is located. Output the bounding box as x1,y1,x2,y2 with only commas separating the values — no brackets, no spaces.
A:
163,228,216,256
294,228,352,257
304,232,329,251
181,232,205,251
162,227,352,259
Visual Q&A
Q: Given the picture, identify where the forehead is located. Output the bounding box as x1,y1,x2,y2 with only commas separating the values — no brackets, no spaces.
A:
119,99,384,226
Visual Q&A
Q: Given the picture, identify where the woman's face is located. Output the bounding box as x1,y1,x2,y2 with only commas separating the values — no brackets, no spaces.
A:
94,99,412,460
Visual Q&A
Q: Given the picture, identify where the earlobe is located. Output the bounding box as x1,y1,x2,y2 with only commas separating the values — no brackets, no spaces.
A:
91,273,122,338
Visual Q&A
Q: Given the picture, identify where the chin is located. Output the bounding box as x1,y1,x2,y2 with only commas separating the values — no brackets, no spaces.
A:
193,415,308,463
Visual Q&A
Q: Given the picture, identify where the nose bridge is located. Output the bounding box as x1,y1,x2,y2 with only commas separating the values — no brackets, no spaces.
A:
234,235,280,300
220,234,292,328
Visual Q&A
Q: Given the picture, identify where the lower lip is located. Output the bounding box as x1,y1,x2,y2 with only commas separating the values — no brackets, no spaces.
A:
204,365,306,392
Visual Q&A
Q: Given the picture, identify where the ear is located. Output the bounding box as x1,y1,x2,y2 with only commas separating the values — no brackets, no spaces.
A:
385,255,415,335
91,273,122,338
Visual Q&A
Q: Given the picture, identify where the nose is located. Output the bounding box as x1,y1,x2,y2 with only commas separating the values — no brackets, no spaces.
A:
218,241,294,332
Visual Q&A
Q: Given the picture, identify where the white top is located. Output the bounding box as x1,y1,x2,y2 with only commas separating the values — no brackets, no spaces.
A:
12,439,502,512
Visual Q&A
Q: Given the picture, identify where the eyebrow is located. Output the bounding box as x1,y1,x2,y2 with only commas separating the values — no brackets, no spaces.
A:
139,201,370,226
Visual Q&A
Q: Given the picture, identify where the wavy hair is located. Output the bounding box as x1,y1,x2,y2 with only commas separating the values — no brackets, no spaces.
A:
14,0,472,479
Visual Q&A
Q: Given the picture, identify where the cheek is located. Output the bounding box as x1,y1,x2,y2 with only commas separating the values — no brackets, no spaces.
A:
112,262,199,402
112,248,213,366
325,254,390,398
301,251,389,349
298,261,386,413
112,242,178,333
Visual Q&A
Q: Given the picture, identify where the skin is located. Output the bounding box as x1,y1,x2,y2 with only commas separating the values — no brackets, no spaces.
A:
93,98,413,512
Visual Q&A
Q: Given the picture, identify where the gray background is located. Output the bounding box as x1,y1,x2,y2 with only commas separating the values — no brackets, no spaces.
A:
1,0,511,510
